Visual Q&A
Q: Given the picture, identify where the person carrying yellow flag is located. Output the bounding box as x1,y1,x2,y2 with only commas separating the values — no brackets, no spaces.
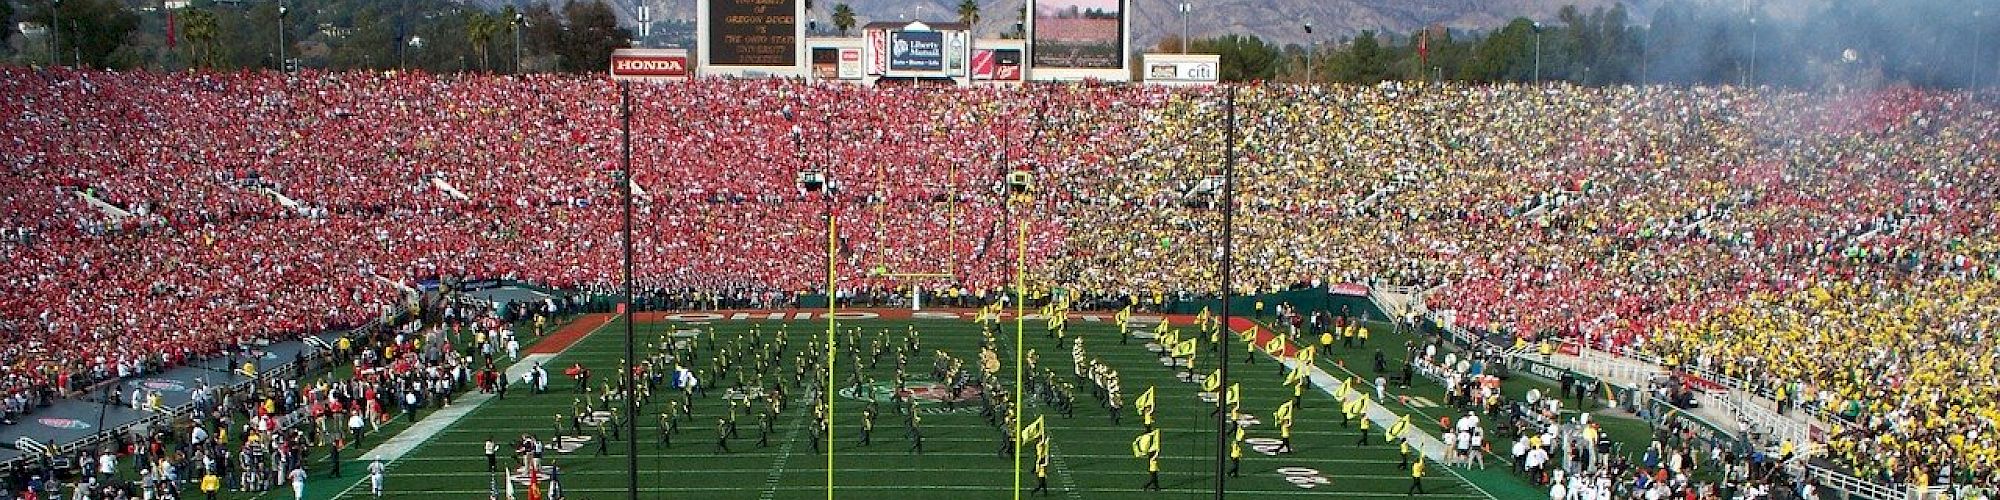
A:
1132,429,1162,491
1033,437,1052,496
1275,401,1296,453
1116,305,1133,345
1407,455,1426,494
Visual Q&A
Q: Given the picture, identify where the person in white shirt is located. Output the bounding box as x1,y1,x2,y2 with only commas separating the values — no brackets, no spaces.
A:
290,467,307,500
1525,447,1550,482
1442,431,1458,467
507,336,521,360
97,451,116,482
1454,430,1472,467
1468,429,1486,469
1512,437,1530,472
1549,479,1567,500
369,459,386,498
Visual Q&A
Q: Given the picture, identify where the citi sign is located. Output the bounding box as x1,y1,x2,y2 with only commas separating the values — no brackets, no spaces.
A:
612,56,688,77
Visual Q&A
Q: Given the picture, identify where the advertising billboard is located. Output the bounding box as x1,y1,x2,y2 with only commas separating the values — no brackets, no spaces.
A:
889,31,945,72
838,48,863,79
698,0,805,76
866,29,889,76
973,49,1024,81
1029,0,1127,73
1141,53,1220,86
812,47,840,79
610,48,692,81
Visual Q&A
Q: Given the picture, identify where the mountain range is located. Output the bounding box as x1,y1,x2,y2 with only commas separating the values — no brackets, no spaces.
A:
507,0,1691,47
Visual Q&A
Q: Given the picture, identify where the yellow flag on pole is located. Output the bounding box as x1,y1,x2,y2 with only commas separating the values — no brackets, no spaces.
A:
1275,400,1295,421
1023,415,1046,442
1388,414,1411,440
1263,336,1284,355
1343,394,1367,417
1226,383,1241,406
1203,369,1221,392
1136,386,1156,411
1131,430,1159,457
1172,339,1196,358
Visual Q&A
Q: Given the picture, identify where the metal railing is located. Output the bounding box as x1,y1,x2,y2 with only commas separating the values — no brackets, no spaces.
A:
2,310,396,472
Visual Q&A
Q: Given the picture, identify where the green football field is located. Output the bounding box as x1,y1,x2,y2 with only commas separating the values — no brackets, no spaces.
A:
301,314,1518,499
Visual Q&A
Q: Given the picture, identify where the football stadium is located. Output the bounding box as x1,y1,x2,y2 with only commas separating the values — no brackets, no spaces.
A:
2,0,1998,499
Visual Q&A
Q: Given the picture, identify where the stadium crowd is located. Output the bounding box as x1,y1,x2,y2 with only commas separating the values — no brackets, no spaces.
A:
3,66,1996,493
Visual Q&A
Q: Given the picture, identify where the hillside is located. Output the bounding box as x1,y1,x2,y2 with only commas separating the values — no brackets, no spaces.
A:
527,0,1673,46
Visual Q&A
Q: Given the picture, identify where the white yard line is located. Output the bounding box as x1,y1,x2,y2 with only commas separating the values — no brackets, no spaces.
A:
328,314,625,498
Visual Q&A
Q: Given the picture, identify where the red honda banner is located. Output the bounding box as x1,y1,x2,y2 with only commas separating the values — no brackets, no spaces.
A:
610,49,691,81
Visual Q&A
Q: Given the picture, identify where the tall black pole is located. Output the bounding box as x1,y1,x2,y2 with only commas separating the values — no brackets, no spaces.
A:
1212,85,1237,499
50,0,61,67
620,81,639,500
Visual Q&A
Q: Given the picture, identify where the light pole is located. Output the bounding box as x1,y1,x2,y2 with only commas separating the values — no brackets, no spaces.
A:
1977,11,1986,89
277,0,287,72
514,11,525,75
1004,170,1032,500
1533,22,1543,83
50,0,62,67
618,81,639,500
1210,84,1238,500
1179,1,1192,53
1303,23,1314,84
1745,17,1757,87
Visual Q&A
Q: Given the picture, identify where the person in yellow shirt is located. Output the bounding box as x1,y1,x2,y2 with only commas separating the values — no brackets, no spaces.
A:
1407,456,1426,495
1032,445,1051,496
202,471,222,500
1229,431,1244,477
1356,416,1372,445
1278,416,1294,453
1141,444,1162,491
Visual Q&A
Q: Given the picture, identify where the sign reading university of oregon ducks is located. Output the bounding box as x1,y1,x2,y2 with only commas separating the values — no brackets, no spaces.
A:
38,417,90,430
838,381,983,413
140,378,189,392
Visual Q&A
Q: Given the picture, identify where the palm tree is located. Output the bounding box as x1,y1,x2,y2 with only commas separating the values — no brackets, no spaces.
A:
832,3,856,36
466,12,496,71
181,8,221,69
957,0,980,28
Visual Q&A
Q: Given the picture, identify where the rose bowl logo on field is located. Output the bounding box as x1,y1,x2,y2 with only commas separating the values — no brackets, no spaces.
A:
38,418,90,430
837,381,981,405
140,379,189,392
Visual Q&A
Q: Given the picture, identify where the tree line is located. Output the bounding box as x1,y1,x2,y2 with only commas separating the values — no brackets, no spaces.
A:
1162,0,1997,89
3,0,1993,89
4,0,630,73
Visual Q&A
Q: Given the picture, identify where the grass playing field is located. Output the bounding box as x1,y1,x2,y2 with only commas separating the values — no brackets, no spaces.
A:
276,308,1665,499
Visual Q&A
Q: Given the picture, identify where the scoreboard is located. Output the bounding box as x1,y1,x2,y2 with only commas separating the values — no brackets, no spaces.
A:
703,0,802,72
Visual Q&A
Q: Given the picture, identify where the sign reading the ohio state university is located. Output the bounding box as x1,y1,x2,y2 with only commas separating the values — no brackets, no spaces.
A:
611,49,693,81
